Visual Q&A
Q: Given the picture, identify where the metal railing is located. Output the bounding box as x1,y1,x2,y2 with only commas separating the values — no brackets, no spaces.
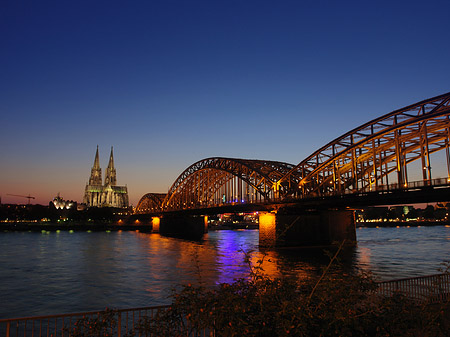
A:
0,305,171,337
377,273,450,303
358,176,450,194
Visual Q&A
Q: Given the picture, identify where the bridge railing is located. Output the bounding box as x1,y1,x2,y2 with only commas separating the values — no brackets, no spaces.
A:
359,177,450,194
224,177,450,205
291,176,450,200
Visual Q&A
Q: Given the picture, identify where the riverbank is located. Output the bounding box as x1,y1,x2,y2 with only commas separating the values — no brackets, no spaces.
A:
0,221,153,232
0,221,261,232
357,220,450,228
2,220,449,232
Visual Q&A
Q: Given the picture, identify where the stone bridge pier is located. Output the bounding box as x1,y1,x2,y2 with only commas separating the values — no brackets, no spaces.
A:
259,209,356,247
150,209,354,247
156,214,208,240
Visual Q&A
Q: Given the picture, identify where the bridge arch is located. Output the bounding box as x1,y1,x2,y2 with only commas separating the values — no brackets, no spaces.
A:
162,157,295,211
135,193,167,214
278,92,450,198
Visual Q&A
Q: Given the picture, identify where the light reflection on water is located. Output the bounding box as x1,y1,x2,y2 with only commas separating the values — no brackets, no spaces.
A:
0,226,449,318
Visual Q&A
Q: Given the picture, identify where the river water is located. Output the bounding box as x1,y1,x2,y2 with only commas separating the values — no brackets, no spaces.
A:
0,226,449,318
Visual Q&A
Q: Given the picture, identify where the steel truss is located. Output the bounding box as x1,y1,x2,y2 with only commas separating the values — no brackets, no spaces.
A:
135,193,167,214
161,158,295,211
278,92,450,198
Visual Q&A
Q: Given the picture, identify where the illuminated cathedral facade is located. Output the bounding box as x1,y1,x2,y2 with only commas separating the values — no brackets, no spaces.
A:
83,146,129,208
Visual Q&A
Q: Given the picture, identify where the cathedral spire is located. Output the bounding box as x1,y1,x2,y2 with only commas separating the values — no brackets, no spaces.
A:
93,145,100,169
105,146,117,186
89,146,102,185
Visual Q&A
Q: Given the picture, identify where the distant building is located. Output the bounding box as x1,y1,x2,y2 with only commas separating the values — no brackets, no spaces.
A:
83,146,129,208
51,194,76,210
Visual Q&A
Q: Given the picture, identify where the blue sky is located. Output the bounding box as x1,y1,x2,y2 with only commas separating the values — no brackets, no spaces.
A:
1,0,449,205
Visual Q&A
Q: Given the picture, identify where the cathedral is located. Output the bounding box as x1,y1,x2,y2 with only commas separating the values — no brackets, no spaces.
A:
83,146,129,208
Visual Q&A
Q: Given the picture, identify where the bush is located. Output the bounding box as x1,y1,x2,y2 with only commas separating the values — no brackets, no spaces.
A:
65,308,117,337
124,249,448,336
68,249,450,336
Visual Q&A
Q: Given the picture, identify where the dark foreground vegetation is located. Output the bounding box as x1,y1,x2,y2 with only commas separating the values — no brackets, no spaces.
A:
67,250,450,337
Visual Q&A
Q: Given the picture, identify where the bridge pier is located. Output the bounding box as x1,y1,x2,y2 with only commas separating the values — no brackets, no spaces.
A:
259,209,356,247
151,217,160,233
158,214,208,239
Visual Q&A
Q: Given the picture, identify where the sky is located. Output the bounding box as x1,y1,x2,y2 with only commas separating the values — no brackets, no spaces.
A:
1,0,449,206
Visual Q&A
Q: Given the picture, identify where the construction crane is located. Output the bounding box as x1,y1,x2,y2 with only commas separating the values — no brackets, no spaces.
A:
7,194,36,204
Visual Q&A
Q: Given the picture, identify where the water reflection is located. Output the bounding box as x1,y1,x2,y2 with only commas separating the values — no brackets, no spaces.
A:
0,226,449,318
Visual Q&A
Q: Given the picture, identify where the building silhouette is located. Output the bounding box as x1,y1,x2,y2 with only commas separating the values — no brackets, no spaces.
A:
83,146,129,208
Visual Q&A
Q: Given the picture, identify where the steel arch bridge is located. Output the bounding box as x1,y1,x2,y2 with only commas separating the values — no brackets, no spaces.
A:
136,158,295,213
136,92,450,214
277,92,450,199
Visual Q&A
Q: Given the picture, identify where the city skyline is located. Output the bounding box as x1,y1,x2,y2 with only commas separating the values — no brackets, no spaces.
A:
1,0,450,205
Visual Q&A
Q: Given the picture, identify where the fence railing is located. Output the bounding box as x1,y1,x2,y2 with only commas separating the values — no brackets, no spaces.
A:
0,305,173,337
1,273,449,336
377,273,450,303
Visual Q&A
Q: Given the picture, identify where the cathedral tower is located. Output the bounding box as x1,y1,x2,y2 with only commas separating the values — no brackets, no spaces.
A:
88,146,102,186
104,147,117,186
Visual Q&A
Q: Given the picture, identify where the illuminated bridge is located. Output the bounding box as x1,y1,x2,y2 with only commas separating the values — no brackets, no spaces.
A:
136,92,450,246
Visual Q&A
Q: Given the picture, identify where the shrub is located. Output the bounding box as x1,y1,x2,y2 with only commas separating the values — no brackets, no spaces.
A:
126,250,449,337
68,249,450,336
65,308,117,337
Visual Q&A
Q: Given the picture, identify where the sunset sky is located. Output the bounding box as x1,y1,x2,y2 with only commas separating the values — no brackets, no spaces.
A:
1,0,449,205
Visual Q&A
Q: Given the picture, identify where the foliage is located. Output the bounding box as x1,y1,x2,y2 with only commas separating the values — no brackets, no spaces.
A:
64,309,117,337
67,255,450,337
124,251,450,337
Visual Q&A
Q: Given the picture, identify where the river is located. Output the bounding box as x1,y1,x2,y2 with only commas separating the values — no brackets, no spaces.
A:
0,225,449,318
